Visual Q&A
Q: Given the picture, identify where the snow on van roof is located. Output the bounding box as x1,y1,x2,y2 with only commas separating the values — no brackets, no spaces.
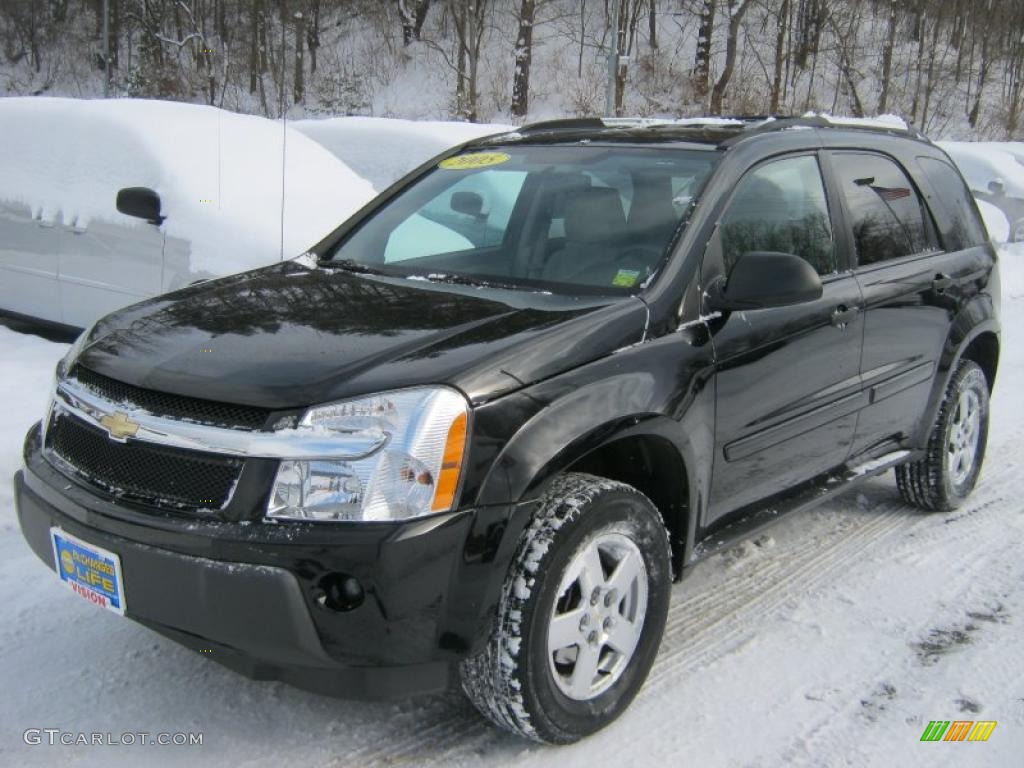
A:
938,140,1024,198
0,97,376,275
293,116,511,191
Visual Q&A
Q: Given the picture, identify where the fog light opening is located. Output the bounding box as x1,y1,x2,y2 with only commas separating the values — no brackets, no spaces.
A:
317,573,365,612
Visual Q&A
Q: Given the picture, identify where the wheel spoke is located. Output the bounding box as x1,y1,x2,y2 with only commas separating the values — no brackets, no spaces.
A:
568,640,601,698
606,617,642,658
606,549,643,598
548,608,585,654
577,543,605,596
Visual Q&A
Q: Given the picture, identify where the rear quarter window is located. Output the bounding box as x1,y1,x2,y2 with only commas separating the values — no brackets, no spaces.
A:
917,156,989,251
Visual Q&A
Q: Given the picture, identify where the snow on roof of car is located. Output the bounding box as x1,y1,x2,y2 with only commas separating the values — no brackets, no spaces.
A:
0,97,377,276
802,112,909,131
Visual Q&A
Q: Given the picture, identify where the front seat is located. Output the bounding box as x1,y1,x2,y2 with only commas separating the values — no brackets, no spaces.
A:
542,187,626,284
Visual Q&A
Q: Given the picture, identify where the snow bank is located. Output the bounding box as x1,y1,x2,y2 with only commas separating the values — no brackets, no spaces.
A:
293,116,511,190
0,98,376,275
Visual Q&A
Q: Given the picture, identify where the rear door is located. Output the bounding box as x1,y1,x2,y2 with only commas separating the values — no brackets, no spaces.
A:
705,153,866,521
826,151,959,456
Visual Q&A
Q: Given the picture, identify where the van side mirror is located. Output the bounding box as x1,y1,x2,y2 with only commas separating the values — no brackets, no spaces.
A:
450,191,485,219
707,252,823,311
116,187,164,225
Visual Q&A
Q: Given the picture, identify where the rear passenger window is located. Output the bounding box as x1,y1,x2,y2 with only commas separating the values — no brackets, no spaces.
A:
917,157,988,250
719,155,836,277
832,153,930,265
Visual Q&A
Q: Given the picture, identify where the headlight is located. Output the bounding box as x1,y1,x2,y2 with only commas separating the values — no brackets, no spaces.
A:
266,387,469,522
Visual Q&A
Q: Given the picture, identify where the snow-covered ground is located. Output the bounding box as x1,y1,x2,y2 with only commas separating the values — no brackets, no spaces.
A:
1,235,1022,766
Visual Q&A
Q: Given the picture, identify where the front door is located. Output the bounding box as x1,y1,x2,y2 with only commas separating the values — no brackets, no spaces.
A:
59,215,165,328
704,153,866,522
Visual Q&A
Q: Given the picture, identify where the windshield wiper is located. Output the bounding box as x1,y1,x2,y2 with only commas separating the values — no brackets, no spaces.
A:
418,273,524,291
322,258,388,276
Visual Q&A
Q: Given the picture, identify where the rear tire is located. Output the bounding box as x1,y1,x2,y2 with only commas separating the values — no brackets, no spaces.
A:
459,472,671,744
896,360,989,511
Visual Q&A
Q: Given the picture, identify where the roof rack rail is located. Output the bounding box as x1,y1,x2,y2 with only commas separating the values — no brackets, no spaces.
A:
517,117,606,134
511,114,929,143
723,114,929,144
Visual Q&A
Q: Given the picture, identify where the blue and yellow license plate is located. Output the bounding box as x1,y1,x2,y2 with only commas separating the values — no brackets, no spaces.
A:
49,528,126,615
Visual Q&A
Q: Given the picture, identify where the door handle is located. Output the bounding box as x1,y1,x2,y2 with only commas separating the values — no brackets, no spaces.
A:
932,273,953,292
830,305,858,328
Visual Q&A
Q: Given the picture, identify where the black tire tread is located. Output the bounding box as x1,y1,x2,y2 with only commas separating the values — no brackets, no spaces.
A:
458,472,668,744
896,359,988,512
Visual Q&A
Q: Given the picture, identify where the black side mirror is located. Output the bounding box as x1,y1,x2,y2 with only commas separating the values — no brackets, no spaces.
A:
707,251,823,311
116,187,164,225
450,190,485,219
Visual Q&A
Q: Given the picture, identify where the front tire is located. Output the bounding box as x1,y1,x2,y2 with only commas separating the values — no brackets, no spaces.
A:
460,473,671,744
896,360,989,511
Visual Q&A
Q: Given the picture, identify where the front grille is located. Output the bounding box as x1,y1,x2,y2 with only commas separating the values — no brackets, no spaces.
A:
71,366,270,430
45,411,243,512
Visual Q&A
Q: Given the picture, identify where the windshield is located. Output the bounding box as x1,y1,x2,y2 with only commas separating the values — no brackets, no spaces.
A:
326,144,719,294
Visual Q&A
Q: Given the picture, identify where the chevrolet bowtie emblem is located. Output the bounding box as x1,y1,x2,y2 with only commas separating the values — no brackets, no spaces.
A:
99,411,140,441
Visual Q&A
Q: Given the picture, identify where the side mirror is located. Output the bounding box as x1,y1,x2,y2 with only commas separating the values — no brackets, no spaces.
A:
116,187,164,225
707,251,823,311
988,178,1005,195
450,190,485,219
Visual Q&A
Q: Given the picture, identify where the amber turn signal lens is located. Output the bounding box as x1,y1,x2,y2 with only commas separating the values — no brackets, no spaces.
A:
431,411,467,512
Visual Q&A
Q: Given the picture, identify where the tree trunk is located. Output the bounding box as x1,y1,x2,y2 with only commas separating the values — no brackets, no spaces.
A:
648,0,657,50
710,0,753,115
249,0,259,92
877,0,897,113
397,0,432,45
293,10,304,103
511,0,535,117
693,0,715,104
770,0,790,114
968,12,989,129
307,0,320,74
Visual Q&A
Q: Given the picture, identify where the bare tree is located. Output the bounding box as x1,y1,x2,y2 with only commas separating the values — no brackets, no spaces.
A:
710,0,754,115
447,0,490,121
396,0,432,45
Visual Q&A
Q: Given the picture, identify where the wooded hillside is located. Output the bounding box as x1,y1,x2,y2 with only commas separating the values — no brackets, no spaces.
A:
2,1,1022,138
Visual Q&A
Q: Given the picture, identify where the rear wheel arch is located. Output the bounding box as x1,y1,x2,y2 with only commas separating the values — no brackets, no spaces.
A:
959,330,999,391
915,317,999,448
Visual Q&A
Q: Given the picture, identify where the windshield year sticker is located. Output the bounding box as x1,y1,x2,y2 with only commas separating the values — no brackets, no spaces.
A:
612,269,641,287
438,152,510,170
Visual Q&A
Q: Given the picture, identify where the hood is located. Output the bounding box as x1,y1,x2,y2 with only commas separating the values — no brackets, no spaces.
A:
74,261,646,409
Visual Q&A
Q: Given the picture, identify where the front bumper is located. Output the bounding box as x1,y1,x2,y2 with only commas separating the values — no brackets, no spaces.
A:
15,423,531,700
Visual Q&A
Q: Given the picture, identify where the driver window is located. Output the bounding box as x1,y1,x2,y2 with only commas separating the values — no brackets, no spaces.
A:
719,155,836,277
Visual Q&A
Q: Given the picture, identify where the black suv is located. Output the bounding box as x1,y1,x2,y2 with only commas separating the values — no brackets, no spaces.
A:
15,116,999,744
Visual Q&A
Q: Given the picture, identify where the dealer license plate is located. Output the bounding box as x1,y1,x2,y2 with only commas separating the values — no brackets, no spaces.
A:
49,528,126,615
